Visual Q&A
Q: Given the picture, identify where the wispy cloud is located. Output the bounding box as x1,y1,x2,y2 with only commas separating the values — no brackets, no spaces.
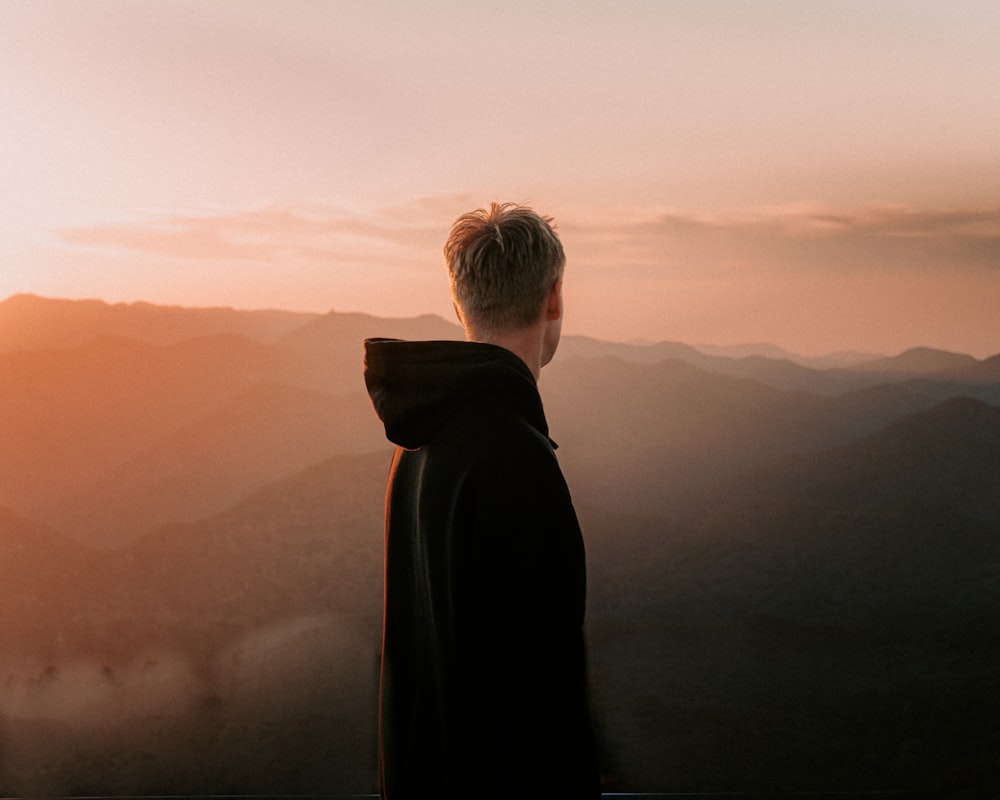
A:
58,198,476,267
43,197,1000,356
59,200,1000,283
563,204,1000,278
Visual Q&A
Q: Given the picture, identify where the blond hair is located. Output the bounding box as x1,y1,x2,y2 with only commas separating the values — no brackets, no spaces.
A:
444,202,565,336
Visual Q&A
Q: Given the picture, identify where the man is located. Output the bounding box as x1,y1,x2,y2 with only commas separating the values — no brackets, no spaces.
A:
364,203,600,798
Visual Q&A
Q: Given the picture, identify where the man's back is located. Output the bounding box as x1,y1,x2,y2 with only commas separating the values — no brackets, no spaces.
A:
365,338,599,798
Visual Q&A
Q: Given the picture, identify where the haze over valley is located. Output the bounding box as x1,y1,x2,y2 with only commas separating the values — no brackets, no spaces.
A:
1,294,998,794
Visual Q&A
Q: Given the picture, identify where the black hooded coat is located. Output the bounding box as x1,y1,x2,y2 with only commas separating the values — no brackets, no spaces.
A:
364,338,599,799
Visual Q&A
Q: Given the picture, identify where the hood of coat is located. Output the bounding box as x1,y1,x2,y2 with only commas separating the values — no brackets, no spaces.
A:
363,338,550,450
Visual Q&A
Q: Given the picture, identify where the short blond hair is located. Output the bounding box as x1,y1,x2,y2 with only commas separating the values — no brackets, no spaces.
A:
444,202,565,336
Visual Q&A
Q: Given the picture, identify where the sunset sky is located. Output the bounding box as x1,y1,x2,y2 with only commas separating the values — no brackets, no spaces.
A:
2,0,999,357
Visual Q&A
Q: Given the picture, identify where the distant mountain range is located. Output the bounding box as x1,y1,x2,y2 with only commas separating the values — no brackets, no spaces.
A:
1,294,998,795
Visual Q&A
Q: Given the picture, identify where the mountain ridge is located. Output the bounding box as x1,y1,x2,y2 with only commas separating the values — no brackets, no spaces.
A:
7,293,996,367
2,294,999,794
0,293,319,353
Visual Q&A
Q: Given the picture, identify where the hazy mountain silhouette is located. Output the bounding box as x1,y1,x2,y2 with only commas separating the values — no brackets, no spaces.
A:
0,333,294,528
0,321,398,541
98,449,387,641
694,341,885,369
558,334,705,363
948,352,1000,383
280,308,462,353
271,310,464,398
54,381,384,546
543,355,958,518
0,507,101,657
584,396,1000,791
0,452,387,795
853,345,980,375
559,334,862,394
2,295,998,795
0,293,317,354
559,336,1000,397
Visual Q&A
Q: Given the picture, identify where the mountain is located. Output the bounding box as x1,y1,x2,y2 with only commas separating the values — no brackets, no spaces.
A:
693,341,806,360
0,507,101,657
559,334,705,363
102,449,388,640
696,342,885,369
1,448,388,659
4,395,999,794
274,310,462,395
3,295,999,795
560,338,1000,398
0,451,388,796
279,308,461,354
17,298,942,545
585,396,1000,791
0,293,317,353
683,353,879,395
0,305,456,544
0,333,292,525
52,381,385,546
544,354,953,517
853,345,980,375
948,352,1000,383
545,355,819,513
777,395,1000,523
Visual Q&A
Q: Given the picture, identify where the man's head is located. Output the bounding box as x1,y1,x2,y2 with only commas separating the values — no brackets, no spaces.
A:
444,203,565,344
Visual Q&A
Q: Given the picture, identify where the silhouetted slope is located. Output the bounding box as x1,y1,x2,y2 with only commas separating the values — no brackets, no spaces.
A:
586,396,1000,791
558,334,705,363
2,449,388,658
948,352,1000,382
545,355,818,513
0,294,316,353
777,396,1000,522
695,341,885,368
3,296,999,795
560,336,880,395
559,338,1000,398
0,328,396,540
103,449,387,634
660,397,1000,630
0,334,289,522
280,308,461,351
4,298,994,548
1,452,389,796
694,341,808,360
854,346,980,375
544,355,952,517
53,381,384,546
275,309,463,394
0,507,101,658
692,354,873,395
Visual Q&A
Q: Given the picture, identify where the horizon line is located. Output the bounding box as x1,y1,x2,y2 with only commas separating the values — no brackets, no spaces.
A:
5,291,999,362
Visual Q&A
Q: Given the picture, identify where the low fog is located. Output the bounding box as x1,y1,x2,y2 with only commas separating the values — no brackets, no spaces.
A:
1,615,377,796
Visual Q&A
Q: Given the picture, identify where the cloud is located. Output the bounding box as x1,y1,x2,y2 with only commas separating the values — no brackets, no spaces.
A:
57,198,473,267
59,200,1000,287
562,204,1000,279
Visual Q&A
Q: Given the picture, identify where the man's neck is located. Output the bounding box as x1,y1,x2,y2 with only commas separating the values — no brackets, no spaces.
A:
470,324,546,382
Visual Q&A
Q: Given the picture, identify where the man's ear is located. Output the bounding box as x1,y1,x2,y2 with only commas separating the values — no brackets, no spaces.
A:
546,280,563,321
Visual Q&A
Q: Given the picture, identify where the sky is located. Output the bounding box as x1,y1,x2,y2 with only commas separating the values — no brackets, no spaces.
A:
2,0,999,357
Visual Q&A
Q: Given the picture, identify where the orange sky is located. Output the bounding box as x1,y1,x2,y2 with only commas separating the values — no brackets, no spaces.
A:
2,1,999,357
